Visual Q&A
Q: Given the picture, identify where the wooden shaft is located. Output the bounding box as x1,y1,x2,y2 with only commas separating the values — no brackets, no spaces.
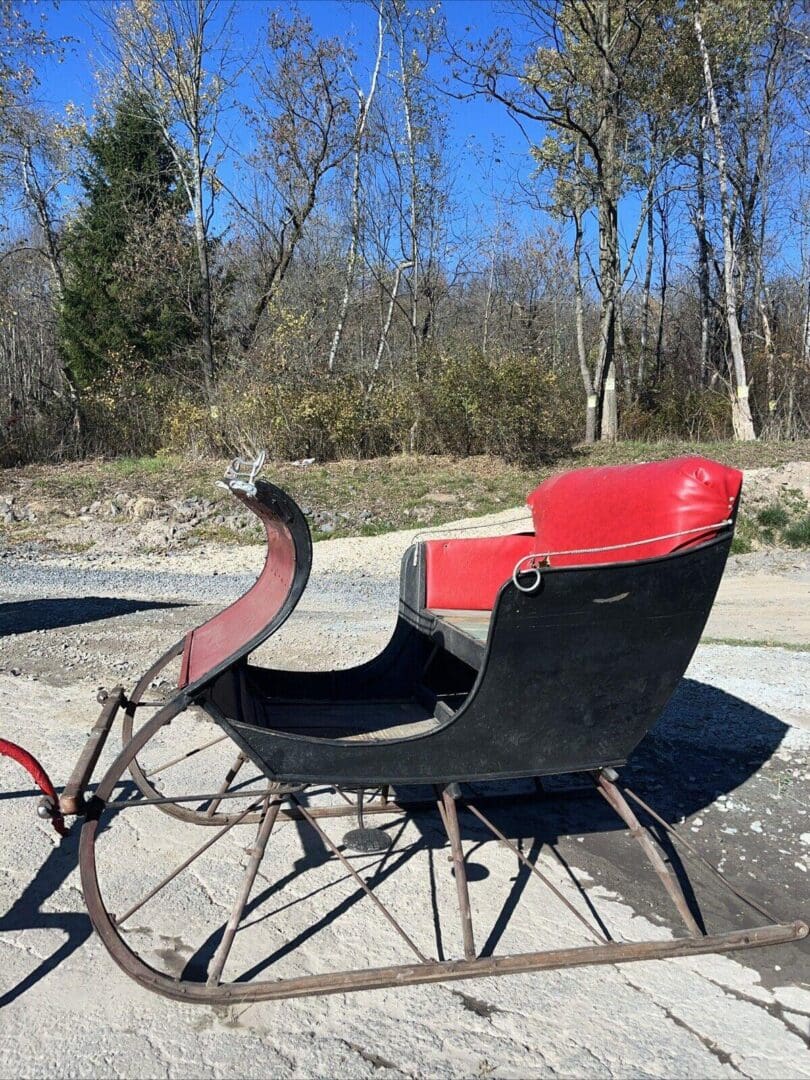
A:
292,796,427,963
145,734,228,778
60,688,126,815
465,802,607,944
205,753,247,818
115,798,265,927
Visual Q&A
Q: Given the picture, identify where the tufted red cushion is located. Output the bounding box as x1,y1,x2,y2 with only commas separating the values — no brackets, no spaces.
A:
423,456,742,610
526,456,742,568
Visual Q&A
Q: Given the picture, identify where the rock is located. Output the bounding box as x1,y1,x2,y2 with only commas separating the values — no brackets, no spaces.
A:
319,522,335,535
131,496,158,521
421,492,458,505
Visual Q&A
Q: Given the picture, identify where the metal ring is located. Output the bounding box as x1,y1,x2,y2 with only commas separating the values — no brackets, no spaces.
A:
513,566,542,593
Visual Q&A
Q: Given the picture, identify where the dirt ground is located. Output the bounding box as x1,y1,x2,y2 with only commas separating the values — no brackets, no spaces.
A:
0,480,808,1079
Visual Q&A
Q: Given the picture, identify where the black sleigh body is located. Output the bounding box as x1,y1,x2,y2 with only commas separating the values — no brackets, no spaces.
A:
202,535,732,787
194,457,739,788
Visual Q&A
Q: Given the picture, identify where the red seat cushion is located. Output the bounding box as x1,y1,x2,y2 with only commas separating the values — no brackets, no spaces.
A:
423,456,741,611
424,534,537,611
526,456,742,568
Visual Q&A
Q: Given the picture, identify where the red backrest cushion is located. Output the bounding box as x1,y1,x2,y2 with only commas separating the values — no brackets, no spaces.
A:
422,456,741,611
424,533,537,611
526,456,742,568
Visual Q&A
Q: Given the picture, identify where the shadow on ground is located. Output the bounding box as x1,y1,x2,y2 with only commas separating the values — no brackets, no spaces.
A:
0,597,185,636
0,781,138,1009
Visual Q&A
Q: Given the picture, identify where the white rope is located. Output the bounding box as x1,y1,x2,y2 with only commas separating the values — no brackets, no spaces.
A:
411,513,532,564
412,513,531,546
511,519,733,593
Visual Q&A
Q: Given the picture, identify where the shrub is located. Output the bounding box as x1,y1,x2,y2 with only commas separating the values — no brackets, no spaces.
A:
416,349,579,463
206,345,579,465
756,504,790,528
622,380,732,441
161,398,215,456
783,514,810,549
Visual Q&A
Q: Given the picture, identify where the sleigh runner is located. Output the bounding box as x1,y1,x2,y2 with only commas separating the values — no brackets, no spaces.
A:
43,454,805,1003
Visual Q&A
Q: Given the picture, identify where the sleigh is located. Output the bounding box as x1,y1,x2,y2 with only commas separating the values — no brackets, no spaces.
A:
45,453,805,1003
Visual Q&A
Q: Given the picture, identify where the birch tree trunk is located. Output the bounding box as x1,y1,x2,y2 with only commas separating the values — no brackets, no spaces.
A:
573,206,597,443
694,2,756,440
369,259,412,397
592,0,619,440
192,149,215,399
327,8,383,374
481,250,496,358
592,196,618,440
400,56,420,367
638,182,654,390
654,191,669,380
695,113,712,385
20,142,83,438
760,285,776,434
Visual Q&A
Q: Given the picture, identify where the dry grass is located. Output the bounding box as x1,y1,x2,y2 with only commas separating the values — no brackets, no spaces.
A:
2,439,809,542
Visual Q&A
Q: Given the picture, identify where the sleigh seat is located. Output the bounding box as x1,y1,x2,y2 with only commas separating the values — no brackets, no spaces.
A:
420,456,742,668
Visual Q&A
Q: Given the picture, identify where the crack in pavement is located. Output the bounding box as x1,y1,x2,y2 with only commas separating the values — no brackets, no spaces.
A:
702,973,810,1049
342,1039,409,1076
658,1003,751,1077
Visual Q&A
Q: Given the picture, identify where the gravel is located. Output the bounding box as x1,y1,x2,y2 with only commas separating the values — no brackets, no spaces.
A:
0,562,255,604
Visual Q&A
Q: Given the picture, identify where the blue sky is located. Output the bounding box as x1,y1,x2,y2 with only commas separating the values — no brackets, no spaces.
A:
37,0,543,244
32,1,804,280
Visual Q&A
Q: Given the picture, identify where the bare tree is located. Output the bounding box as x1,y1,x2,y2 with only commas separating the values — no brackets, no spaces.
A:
454,0,689,441
694,1,756,440
235,12,355,351
16,113,84,432
326,2,384,374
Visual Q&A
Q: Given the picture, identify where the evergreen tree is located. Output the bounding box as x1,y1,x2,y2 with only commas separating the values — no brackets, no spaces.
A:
59,89,196,387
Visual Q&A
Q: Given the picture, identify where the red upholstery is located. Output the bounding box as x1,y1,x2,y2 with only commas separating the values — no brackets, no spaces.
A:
526,456,742,567
424,456,742,610
424,534,537,611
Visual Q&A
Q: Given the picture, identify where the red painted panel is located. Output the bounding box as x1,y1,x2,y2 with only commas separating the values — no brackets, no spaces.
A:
424,534,537,611
526,456,742,567
179,514,296,688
